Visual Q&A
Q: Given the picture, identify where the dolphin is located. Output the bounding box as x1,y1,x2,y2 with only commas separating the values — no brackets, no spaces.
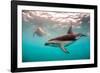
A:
33,27,49,37
45,25,87,53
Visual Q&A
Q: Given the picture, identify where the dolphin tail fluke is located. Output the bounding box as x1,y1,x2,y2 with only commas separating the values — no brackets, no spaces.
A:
60,44,70,53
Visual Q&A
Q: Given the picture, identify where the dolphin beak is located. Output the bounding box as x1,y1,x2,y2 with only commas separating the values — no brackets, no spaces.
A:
45,43,49,46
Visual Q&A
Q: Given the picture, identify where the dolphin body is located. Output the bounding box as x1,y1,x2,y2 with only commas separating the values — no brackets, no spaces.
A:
45,25,87,53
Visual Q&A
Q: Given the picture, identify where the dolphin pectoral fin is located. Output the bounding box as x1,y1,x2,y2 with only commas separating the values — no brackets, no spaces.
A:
60,44,70,53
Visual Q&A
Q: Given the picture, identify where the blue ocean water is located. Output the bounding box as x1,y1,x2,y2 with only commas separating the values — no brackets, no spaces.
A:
22,22,90,62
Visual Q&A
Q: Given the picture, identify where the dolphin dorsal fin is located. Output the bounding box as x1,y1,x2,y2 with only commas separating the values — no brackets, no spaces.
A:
67,25,73,34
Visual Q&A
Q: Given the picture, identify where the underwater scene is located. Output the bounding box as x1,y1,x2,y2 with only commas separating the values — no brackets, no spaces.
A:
22,10,90,62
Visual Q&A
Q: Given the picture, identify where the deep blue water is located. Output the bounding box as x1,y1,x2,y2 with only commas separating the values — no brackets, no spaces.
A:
22,22,90,62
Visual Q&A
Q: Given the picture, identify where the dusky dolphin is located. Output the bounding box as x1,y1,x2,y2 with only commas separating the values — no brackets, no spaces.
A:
45,25,87,53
